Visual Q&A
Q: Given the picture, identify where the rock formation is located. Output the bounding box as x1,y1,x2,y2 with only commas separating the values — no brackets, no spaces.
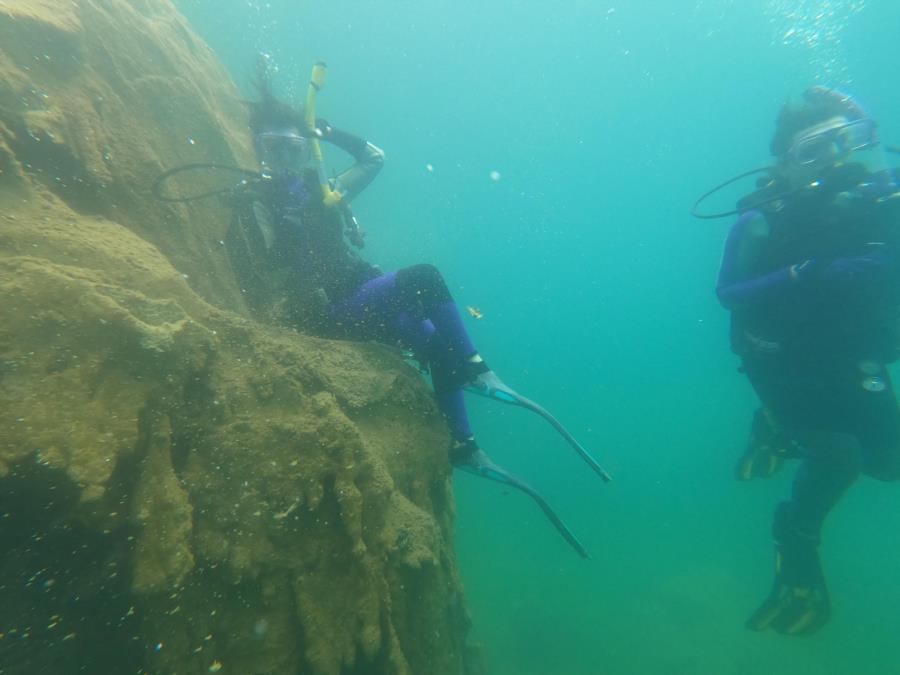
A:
0,1,478,673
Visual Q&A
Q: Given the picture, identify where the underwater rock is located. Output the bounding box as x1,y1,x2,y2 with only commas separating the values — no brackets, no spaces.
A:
0,1,477,674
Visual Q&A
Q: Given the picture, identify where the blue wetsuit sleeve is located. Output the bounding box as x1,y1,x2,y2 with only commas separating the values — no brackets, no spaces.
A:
821,247,895,282
715,210,795,310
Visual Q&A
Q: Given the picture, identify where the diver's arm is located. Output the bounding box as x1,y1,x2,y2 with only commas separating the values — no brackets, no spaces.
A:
716,210,806,309
819,247,895,283
316,119,384,202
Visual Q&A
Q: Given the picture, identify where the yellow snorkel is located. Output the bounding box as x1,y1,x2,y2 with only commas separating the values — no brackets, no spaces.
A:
305,61,342,208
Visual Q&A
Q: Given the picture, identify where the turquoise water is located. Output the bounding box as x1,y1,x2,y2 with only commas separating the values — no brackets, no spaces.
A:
177,2,900,673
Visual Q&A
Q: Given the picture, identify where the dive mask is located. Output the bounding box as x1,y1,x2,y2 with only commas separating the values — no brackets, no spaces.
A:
255,129,312,172
787,117,879,167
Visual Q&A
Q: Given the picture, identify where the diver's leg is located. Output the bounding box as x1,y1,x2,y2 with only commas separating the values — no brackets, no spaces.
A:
738,354,805,460
331,266,479,360
328,272,479,452
327,272,404,337
735,407,802,481
396,265,611,479
747,431,861,635
394,264,479,364
429,353,477,452
332,269,592,556
855,366,900,482
740,357,861,635
335,266,610,480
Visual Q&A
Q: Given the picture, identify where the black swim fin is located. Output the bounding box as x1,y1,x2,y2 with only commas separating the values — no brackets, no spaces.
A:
735,408,800,481
746,502,831,636
451,441,590,559
465,369,612,482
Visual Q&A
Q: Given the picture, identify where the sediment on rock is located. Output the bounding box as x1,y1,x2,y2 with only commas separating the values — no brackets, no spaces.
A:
0,1,479,673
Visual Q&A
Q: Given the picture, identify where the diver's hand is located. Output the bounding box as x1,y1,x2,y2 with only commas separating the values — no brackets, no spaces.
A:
314,118,333,139
789,259,817,282
821,250,889,282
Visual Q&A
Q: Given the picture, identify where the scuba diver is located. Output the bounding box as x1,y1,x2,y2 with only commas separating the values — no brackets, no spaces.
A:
710,86,900,635
156,60,611,558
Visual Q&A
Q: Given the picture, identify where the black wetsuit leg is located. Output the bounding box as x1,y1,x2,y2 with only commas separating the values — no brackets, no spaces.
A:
851,367,900,482
741,354,876,633
743,354,900,536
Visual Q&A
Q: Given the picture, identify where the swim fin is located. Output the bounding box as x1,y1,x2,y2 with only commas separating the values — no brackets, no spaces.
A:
465,368,612,482
746,503,831,636
735,408,801,481
450,439,590,559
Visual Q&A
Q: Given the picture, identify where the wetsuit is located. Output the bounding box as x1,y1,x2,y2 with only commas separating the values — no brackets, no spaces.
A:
227,121,607,559
329,266,478,441
717,164,900,561
229,125,478,444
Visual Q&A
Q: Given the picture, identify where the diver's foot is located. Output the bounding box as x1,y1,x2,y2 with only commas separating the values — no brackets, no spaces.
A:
449,437,481,468
460,356,491,388
735,408,802,481
747,502,831,635
448,438,505,478
443,354,518,402
735,440,791,481
746,581,831,635
460,358,522,404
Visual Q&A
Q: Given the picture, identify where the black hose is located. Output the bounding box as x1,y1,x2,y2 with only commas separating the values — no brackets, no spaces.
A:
690,166,784,219
151,163,261,203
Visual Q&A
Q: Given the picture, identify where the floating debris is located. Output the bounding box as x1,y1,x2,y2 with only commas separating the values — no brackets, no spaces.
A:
253,618,269,637
274,498,300,520
466,306,484,320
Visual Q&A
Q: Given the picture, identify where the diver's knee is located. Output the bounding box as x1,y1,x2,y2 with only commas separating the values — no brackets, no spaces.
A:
800,431,864,474
773,501,819,545
396,264,451,304
401,263,442,284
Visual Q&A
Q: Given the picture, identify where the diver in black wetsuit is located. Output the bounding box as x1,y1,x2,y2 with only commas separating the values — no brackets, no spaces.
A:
220,63,611,558
716,86,900,635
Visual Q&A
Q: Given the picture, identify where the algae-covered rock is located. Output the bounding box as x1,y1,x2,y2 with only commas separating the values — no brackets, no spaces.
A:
0,1,478,673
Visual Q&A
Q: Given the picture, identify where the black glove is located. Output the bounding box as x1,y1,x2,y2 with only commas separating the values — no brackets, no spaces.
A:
789,259,817,282
314,118,333,139
314,119,369,156
821,249,890,282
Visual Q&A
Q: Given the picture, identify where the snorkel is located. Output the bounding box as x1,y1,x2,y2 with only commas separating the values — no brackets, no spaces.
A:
304,61,365,246
305,61,342,208
152,59,368,248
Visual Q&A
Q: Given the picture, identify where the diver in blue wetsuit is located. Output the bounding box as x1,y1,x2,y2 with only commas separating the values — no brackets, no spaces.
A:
715,86,900,635
225,63,610,558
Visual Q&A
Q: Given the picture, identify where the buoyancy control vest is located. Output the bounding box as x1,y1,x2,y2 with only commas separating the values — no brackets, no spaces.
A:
225,170,378,330
731,164,900,362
